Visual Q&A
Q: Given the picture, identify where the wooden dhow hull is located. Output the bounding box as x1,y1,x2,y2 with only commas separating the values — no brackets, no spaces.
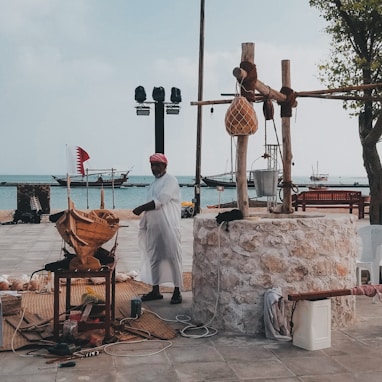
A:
56,199,119,270
52,172,128,187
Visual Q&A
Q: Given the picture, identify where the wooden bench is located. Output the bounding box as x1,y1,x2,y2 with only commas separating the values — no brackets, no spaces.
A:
292,190,366,219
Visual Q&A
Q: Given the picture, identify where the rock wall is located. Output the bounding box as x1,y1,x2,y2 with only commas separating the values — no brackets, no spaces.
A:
192,212,358,335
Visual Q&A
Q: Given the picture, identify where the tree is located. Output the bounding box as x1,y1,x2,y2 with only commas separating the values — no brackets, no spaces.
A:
309,0,382,223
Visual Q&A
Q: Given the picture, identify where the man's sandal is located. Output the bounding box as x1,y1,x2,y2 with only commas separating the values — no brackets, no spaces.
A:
141,291,164,301
170,293,182,304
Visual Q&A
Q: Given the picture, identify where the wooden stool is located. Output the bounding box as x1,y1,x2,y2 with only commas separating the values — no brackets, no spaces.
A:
53,264,116,341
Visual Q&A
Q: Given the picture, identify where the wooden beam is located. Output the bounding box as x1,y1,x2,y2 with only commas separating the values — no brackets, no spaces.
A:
296,94,382,102
233,67,287,103
296,82,382,96
288,289,351,301
190,93,382,107
190,99,234,106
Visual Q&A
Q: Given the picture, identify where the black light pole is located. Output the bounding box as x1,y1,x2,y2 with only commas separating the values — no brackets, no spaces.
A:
154,100,165,153
135,86,181,155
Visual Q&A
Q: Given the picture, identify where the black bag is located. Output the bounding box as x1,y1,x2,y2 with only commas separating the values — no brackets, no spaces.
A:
216,209,243,224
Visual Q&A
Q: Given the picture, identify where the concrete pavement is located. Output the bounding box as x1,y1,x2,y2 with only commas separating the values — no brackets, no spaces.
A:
1,214,382,381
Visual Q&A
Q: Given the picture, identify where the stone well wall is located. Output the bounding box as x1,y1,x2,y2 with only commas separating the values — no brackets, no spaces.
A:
192,212,358,335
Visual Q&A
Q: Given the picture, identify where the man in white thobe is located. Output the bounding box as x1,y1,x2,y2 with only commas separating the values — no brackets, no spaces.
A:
133,153,183,304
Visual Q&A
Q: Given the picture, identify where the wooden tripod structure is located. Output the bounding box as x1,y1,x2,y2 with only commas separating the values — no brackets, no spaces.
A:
191,42,382,217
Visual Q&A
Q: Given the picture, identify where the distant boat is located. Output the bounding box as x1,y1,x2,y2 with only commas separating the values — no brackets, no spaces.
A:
52,170,129,188
310,162,328,182
207,198,270,209
202,171,282,189
309,174,329,182
201,172,256,188
308,184,328,190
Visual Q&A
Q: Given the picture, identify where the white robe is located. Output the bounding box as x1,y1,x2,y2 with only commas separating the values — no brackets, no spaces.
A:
138,173,183,287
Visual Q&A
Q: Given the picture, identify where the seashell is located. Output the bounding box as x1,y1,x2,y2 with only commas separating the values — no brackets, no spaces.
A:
0,281,10,290
11,280,27,291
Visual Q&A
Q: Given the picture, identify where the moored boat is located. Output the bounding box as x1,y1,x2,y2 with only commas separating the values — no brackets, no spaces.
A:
310,161,328,182
52,171,129,188
202,172,256,188
202,171,282,189
207,199,270,209
309,175,329,182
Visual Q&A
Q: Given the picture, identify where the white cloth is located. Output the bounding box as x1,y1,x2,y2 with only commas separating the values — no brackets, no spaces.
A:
264,288,292,341
138,173,183,287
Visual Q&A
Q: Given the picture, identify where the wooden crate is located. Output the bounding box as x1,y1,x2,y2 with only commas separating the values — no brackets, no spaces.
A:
0,294,22,316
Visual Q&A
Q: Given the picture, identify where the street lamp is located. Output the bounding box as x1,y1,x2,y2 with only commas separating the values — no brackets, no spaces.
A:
134,86,182,153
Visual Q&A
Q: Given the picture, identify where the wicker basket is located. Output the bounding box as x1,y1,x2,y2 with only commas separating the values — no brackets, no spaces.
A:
225,96,258,136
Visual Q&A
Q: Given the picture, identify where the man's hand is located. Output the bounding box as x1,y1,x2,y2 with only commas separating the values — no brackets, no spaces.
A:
133,201,155,216
133,206,144,216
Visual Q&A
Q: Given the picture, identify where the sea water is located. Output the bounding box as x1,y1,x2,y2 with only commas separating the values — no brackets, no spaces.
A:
0,174,369,211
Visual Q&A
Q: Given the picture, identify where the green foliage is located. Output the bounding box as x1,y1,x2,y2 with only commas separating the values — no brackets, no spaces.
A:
309,0,382,117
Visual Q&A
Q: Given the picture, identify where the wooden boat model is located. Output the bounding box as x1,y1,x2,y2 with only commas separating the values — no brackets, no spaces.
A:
55,198,119,270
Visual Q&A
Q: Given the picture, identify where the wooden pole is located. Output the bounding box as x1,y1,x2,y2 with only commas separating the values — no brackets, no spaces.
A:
281,60,293,213
236,43,254,217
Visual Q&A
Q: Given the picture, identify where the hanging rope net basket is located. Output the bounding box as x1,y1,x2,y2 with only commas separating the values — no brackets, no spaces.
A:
225,96,258,136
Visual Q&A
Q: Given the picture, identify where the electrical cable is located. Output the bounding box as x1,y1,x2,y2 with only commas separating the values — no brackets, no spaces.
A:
103,339,172,357
175,222,226,338
128,222,226,339
11,308,33,357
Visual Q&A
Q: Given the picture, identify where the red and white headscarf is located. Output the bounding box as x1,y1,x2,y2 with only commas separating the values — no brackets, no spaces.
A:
149,153,168,164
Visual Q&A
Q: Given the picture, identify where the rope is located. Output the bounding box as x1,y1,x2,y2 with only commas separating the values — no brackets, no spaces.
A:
279,180,299,192
262,99,284,177
239,61,257,102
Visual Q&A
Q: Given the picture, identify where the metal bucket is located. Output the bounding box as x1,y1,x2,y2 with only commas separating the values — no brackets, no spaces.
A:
253,169,278,197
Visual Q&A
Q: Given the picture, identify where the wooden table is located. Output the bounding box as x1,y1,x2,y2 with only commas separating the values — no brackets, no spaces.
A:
53,264,116,341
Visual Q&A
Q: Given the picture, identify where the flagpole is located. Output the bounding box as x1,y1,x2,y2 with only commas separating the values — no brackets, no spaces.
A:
86,168,89,209
65,144,71,210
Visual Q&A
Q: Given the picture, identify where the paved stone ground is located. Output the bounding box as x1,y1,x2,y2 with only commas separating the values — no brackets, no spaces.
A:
1,211,382,381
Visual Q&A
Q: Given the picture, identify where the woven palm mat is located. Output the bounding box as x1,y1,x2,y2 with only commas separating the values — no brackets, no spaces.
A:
1,272,192,352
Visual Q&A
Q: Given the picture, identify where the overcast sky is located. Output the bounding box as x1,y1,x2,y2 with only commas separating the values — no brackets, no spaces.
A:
0,0,370,177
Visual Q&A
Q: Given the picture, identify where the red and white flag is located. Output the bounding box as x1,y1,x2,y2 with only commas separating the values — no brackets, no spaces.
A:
67,146,90,176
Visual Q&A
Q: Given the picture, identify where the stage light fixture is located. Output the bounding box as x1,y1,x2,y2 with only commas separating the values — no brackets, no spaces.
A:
135,86,147,103
152,86,165,102
170,87,182,103
136,105,150,116
166,105,180,115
